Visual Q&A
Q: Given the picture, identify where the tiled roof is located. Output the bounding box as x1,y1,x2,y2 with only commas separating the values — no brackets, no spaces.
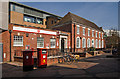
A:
54,12,103,32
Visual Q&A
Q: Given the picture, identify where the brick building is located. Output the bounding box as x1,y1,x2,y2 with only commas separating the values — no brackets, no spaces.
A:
52,12,105,52
1,2,105,62
1,2,70,62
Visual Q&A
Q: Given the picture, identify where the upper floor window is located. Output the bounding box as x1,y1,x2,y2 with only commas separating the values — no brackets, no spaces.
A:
83,28,85,35
13,5,15,11
88,29,90,36
96,32,98,38
50,39,56,48
51,20,53,24
37,18,43,24
24,15,36,23
92,30,94,37
13,35,23,46
102,33,103,39
76,37,80,48
37,37,44,48
77,25,80,34
99,32,101,38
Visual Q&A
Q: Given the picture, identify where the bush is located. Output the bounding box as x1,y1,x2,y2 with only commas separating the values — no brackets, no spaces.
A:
88,47,96,52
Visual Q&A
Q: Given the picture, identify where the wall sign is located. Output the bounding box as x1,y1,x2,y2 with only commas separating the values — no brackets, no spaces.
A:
13,26,57,35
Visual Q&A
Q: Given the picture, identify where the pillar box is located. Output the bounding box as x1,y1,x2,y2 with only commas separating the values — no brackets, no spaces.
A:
37,48,47,68
23,50,35,71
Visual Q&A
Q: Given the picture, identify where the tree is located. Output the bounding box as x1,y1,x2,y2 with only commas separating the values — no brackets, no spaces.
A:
105,28,119,54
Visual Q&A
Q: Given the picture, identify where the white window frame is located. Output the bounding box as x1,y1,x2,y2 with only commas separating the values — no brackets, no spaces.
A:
50,38,56,48
92,30,94,37
99,40,101,48
37,37,44,48
102,33,103,39
96,39,98,48
83,27,85,36
88,29,90,36
96,31,98,38
102,40,104,48
13,35,23,46
92,39,94,47
76,37,80,48
82,37,86,48
87,38,90,48
77,25,80,34
99,32,101,38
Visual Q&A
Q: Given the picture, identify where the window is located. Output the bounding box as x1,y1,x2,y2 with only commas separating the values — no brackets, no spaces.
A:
77,25,80,34
88,29,90,36
102,33,103,39
76,37,80,48
51,20,53,24
96,32,98,38
13,5,15,11
99,32,101,38
55,20,57,23
50,39,56,48
96,39,98,48
102,40,104,48
24,15,36,23
87,38,90,48
37,18,43,24
37,37,44,48
13,35,23,46
99,40,101,48
92,30,94,37
82,38,86,48
92,39,94,47
83,28,85,35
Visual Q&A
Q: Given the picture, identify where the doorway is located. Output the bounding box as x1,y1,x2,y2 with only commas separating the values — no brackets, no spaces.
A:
61,38,65,52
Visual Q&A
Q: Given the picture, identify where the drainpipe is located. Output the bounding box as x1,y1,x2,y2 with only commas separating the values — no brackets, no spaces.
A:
74,23,75,52
9,30,12,62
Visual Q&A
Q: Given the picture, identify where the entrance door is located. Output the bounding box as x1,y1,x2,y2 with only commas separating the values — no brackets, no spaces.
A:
61,38,64,52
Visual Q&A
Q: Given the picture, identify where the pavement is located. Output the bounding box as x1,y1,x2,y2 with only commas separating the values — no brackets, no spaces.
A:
1,53,120,78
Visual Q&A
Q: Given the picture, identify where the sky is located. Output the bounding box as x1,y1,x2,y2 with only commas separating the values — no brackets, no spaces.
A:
18,2,118,30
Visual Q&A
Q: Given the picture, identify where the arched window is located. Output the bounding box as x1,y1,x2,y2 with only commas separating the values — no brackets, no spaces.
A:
92,39,94,47
82,37,86,48
102,40,104,48
99,40,101,48
96,39,98,48
76,37,80,48
87,38,90,48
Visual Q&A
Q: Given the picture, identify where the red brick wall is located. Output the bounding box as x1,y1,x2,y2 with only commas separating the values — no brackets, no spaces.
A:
52,23,105,52
2,24,70,62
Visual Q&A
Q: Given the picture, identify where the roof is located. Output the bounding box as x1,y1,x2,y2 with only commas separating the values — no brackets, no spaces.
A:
53,12,103,32
10,1,62,18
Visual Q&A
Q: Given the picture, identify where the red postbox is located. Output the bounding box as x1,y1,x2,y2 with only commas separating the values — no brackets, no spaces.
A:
23,50,35,71
37,48,47,68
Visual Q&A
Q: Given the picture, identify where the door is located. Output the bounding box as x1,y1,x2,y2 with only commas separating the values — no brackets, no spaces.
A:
61,38,64,52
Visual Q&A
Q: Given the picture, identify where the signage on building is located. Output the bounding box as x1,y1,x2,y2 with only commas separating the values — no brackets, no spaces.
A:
13,26,57,35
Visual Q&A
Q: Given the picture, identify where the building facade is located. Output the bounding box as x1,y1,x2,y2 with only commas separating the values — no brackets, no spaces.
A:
1,2,70,62
1,2,105,62
52,12,105,52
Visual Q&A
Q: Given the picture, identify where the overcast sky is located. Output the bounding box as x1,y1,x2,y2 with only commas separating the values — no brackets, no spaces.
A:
18,2,118,30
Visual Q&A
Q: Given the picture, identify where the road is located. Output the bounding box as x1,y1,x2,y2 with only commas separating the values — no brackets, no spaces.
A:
2,54,120,78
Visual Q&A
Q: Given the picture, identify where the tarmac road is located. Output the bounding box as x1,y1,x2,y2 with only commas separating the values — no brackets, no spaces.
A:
2,54,120,78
